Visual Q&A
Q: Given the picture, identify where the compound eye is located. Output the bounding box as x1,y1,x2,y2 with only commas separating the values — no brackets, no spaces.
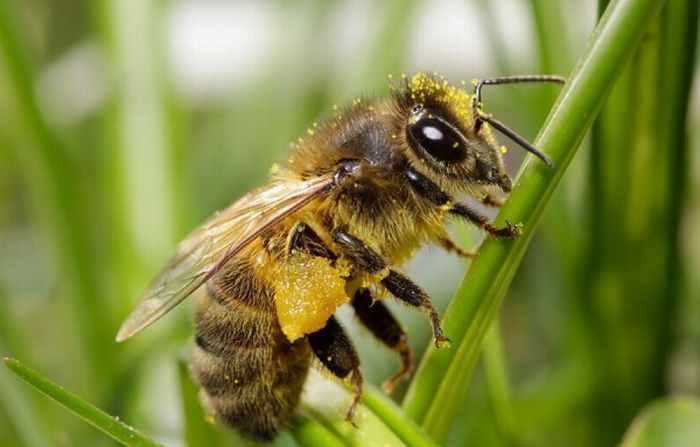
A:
407,115,467,164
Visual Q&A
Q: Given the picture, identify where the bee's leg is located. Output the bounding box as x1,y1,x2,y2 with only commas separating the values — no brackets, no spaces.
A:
288,222,336,259
293,223,413,392
449,203,521,238
482,194,505,208
332,229,449,348
381,270,450,347
437,236,476,259
403,167,520,238
307,316,363,425
351,289,412,394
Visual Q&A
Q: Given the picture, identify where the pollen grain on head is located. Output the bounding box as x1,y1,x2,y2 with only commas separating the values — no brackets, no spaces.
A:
408,72,476,130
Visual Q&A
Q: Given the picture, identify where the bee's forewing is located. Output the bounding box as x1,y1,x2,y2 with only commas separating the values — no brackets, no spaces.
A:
116,174,335,342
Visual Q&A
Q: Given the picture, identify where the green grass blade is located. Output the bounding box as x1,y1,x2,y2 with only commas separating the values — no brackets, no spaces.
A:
362,387,438,447
3,358,163,447
482,321,522,447
402,0,664,441
292,418,349,447
0,364,56,447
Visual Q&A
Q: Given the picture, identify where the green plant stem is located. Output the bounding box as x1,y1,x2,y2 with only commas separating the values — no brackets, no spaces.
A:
292,418,349,447
482,321,521,447
402,0,664,441
3,358,163,447
362,386,439,447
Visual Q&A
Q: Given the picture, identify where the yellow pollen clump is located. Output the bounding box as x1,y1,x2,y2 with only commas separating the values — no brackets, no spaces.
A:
500,145,508,154
275,252,349,341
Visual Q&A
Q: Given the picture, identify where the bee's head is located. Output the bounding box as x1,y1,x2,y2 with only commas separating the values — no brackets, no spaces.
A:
393,73,512,193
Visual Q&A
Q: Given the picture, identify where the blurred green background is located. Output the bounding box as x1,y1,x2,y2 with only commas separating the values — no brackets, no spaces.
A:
1,0,698,446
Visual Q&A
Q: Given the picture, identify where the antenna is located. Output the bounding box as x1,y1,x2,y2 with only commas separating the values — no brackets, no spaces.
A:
471,75,566,166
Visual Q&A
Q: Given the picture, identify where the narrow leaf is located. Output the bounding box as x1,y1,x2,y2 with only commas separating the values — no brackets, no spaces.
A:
3,358,163,447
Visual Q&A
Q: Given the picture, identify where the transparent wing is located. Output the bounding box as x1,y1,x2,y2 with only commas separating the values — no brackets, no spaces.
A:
116,174,335,341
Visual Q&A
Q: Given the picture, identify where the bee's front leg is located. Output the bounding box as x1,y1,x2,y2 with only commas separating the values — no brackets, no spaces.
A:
332,229,449,348
449,203,522,238
404,167,520,239
307,316,363,425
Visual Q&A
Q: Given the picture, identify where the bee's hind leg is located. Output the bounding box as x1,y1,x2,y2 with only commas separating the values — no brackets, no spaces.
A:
307,316,363,425
332,229,449,348
351,289,412,394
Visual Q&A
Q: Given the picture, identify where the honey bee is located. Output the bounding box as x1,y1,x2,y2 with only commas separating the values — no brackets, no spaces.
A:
116,72,564,441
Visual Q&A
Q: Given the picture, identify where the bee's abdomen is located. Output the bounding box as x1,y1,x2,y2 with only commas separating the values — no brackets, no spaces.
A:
192,259,311,442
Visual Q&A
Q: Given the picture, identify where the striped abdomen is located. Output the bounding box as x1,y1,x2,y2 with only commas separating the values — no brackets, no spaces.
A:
192,258,311,441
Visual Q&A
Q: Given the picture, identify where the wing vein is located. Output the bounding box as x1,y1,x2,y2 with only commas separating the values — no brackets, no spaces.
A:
116,175,335,341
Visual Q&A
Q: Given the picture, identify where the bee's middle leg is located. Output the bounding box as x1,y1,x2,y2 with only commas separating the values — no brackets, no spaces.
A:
437,235,477,259
332,229,449,347
351,289,412,394
307,316,363,424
